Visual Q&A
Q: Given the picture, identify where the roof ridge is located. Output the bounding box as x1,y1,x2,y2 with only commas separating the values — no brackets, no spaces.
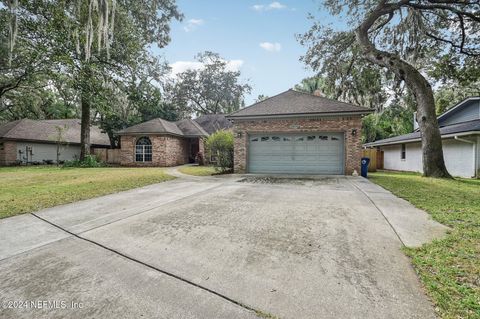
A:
1,119,25,138
228,89,292,117
156,118,168,133
293,89,370,109
188,118,209,135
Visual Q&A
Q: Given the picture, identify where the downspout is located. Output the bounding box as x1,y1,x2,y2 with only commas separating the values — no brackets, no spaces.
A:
454,136,477,178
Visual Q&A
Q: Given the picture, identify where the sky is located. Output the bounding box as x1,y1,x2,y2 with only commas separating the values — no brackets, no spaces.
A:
154,0,328,105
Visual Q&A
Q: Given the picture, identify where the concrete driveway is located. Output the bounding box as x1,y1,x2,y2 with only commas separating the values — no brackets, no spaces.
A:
0,170,448,319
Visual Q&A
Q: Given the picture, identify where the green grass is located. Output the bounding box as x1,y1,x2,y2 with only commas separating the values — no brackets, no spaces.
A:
178,165,217,176
0,166,175,219
369,171,480,319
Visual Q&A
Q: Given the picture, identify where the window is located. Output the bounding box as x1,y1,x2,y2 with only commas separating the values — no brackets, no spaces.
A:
250,137,259,142
272,136,280,141
319,135,328,141
331,136,339,141
0,142,3,151
295,136,304,141
135,137,152,162
261,136,270,142
307,136,316,141
283,137,291,141
401,144,406,160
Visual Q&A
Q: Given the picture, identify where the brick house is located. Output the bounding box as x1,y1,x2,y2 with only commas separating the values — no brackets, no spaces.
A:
0,119,110,165
226,89,373,175
117,118,208,166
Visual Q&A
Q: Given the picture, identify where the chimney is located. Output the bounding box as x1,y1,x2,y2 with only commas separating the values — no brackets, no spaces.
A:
313,89,323,97
413,112,419,130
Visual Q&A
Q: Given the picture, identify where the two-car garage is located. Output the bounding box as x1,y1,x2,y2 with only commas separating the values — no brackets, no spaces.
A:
247,132,345,174
227,89,372,175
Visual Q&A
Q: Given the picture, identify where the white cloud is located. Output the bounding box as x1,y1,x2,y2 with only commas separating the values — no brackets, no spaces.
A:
169,59,244,77
259,42,281,52
183,18,204,32
251,2,287,11
268,1,286,9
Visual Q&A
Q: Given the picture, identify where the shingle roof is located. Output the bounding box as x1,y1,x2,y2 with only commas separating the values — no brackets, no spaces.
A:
116,118,208,137
227,89,373,118
116,118,183,136
364,119,480,147
194,114,232,134
175,119,209,137
0,119,110,146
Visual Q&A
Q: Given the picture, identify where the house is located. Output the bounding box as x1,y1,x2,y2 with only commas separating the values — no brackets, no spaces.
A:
364,97,480,178
226,89,373,174
117,118,208,166
0,119,110,165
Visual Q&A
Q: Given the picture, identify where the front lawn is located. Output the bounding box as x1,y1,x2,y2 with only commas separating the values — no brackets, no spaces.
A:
369,171,480,319
0,166,175,219
178,165,217,176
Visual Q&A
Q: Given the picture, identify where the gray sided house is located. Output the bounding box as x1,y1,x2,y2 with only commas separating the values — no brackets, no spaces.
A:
364,97,480,178
0,119,110,165
227,89,373,175
117,118,208,167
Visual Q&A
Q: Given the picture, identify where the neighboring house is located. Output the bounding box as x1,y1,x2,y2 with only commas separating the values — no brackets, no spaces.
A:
364,97,480,178
226,89,373,175
117,118,208,166
0,119,110,165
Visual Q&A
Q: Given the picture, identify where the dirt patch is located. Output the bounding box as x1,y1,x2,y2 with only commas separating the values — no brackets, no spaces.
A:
238,176,339,185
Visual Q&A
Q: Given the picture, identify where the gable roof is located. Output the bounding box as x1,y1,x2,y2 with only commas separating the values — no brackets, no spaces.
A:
0,119,110,146
227,89,373,119
194,114,232,134
116,118,208,137
437,96,480,122
364,119,480,147
175,119,209,137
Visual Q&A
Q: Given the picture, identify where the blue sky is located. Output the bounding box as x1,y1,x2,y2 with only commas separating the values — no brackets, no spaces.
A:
156,0,327,105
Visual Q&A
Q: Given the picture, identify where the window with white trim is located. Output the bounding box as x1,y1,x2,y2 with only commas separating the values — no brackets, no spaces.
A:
135,137,152,162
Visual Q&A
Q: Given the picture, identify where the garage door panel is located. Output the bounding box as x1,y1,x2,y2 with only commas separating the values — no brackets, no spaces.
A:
248,132,344,174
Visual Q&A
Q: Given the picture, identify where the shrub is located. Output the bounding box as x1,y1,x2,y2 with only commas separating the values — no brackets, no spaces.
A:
205,130,234,173
63,154,104,168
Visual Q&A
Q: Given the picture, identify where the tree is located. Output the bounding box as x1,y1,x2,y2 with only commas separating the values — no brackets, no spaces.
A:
255,94,269,103
4,0,182,160
205,130,234,173
169,52,251,116
300,1,480,178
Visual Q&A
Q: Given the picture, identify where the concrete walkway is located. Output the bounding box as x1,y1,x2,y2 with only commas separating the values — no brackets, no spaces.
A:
0,167,447,319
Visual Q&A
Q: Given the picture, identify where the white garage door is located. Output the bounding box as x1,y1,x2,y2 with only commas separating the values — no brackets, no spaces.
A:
248,132,344,174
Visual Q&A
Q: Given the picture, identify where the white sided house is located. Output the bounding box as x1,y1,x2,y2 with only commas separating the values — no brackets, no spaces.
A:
0,119,110,165
364,97,480,178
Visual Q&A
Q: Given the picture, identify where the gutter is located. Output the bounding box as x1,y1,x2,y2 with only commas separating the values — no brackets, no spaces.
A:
364,131,480,148
454,136,478,178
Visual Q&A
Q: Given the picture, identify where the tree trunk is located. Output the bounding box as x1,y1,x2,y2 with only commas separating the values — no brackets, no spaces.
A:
355,2,451,178
80,94,91,160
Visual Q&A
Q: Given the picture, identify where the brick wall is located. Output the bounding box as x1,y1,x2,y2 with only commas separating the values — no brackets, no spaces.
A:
165,136,189,166
232,116,363,175
120,135,190,167
0,140,17,166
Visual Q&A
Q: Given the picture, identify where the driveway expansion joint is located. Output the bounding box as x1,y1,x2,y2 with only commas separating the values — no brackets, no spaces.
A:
29,212,272,319
347,179,406,247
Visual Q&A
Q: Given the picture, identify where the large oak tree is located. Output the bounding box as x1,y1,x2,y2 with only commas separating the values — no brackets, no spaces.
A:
300,0,480,178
